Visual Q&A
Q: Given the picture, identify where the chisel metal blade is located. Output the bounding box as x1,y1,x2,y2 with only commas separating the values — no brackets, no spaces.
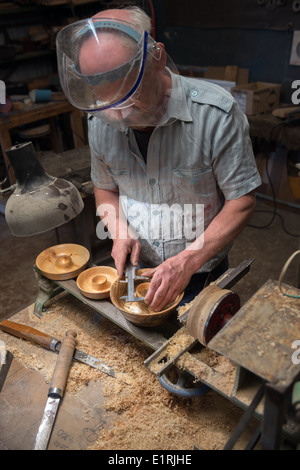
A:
0,320,120,380
0,349,13,393
34,396,60,450
34,330,77,450
72,349,117,378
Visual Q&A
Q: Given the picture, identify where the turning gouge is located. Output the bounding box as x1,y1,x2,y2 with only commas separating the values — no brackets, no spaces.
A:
34,329,77,450
0,319,117,380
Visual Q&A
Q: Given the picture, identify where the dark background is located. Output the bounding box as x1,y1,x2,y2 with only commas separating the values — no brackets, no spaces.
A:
1,0,300,103
151,0,300,102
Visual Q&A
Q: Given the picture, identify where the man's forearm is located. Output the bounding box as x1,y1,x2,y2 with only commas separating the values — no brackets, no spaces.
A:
180,191,256,273
94,186,141,274
94,187,129,239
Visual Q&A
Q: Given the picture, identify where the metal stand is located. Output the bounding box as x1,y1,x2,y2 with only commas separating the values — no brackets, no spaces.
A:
223,384,265,450
33,265,63,318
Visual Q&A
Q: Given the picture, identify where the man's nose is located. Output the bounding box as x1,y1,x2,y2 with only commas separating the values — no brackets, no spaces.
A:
118,107,134,119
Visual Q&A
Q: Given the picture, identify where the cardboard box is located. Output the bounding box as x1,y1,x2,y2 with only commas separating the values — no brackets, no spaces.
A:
231,81,281,115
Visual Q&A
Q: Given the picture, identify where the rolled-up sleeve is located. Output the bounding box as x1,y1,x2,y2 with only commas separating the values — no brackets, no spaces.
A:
210,102,261,200
89,117,118,190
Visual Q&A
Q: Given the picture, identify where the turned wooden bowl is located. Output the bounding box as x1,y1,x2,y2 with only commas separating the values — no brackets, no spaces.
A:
76,266,118,299
110,270,184,327
36,243,90,280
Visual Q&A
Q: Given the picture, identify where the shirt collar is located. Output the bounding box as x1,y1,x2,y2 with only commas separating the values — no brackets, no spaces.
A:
120,71,193,133
159,71,193,126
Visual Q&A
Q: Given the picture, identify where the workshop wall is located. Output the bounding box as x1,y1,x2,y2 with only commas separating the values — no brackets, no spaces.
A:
152,0,300,102
0,2,100,84
1,1,299,101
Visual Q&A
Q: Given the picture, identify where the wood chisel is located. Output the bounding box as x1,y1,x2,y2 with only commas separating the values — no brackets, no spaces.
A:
33,329,77,450
0,319,118,380
0,341,13,393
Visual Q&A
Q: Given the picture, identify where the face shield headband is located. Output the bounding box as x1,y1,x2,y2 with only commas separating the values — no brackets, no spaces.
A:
56,18,149,112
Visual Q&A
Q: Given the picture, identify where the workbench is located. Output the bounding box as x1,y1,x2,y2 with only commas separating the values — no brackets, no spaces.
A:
248,112,300,151
246,112,300,205
0,292,260,451
0,100,86,184
0,296,119,451
1,269,300,450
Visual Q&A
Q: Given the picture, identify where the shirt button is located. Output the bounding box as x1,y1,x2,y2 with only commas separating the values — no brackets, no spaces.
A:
149,178,156,185
153,241,160,247
191,90,198,97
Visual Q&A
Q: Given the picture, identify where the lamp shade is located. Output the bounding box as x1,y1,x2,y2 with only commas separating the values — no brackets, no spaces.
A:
5,142,84,236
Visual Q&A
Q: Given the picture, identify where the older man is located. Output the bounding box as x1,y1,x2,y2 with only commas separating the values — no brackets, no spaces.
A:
56,6,261,312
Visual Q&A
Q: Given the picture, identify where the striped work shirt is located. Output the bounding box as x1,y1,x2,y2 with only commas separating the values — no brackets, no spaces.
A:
89,75,261,272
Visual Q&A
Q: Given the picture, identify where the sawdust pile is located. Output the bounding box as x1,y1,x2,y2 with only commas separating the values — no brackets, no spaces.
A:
1,292,253,450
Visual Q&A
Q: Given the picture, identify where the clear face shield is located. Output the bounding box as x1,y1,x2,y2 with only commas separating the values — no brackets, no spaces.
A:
56,17,183,129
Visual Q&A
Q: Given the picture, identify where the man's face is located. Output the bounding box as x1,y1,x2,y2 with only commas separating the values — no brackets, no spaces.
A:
78,33,166,129
98,68,165,128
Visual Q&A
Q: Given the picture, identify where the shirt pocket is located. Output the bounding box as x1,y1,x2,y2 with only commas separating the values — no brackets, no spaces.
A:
108,168,132,191
172,167,216,199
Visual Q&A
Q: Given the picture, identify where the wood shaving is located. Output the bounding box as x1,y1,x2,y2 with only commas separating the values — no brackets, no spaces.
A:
147,327,196,374
177,300,194,317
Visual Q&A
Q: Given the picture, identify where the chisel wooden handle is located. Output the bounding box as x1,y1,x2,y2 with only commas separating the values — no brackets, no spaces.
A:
49,330,77,398
0,320,59,350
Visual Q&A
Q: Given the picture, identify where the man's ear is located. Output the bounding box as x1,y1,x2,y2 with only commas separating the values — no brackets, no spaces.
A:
152,42,167,70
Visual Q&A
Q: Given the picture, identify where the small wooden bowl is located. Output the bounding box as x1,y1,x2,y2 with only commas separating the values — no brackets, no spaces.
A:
110,270,184,327
36,244,90,280
136,282,150,298
77,266,118,299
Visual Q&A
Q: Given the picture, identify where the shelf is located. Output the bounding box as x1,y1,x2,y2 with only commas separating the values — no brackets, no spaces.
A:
35,0,99,5
0,50,53,67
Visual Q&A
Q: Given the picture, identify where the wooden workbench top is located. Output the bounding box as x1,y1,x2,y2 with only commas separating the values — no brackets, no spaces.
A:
247,112,300,151
39,146,91,179
0,101,74,129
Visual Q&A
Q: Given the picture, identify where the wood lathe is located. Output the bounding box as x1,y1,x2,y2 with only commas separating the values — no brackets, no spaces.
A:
31,254,300,449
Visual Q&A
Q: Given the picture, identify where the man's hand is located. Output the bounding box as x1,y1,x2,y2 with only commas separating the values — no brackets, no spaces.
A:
141,192,257,311
142,253,193,312
112,236,141,278
94,187,141,278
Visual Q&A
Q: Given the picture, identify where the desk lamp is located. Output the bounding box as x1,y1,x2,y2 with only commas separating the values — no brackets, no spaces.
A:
2,141,84,236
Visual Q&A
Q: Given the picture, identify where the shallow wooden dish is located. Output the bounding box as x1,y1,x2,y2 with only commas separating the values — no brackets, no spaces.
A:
77,266,118,300
110,270,184,327
36,243,90,280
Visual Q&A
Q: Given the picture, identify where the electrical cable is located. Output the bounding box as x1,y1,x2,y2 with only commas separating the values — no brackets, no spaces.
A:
248,149,277,230
278,250,300,299
0,163,10,189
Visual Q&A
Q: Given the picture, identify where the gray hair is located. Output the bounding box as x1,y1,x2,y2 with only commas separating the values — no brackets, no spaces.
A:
123,5,152,35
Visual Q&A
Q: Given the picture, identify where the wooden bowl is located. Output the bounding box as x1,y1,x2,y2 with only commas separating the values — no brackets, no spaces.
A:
110,270,184,327
136,282,150,298
36,243,90,280
76,266,118,300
